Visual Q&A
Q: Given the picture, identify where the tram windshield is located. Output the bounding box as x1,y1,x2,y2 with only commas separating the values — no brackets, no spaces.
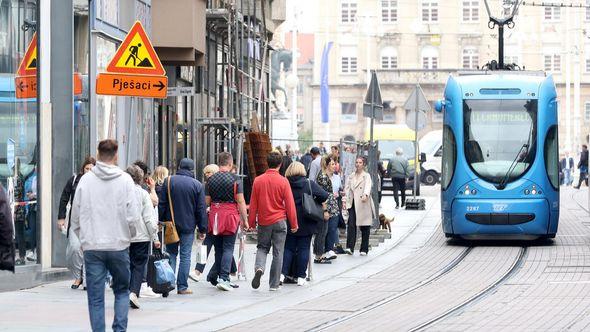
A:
463,99,537,185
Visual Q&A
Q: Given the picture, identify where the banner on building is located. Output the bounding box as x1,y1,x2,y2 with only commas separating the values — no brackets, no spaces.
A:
320,42,333,124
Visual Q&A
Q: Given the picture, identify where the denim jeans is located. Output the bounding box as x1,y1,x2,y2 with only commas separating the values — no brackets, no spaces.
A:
166,231,195,291
282,234,312,279
325,215,339,253
84,249,130,332
255,220,287,288
563,169,572,186
129,242,149,296
207,233,237,282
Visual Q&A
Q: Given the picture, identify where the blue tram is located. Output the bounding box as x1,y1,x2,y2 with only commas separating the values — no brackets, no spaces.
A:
435,72,560,240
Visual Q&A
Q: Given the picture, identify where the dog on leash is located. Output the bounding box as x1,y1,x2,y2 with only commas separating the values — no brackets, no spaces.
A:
379,214,393,233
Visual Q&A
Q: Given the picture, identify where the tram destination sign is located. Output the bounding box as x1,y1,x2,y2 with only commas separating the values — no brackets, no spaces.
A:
96,21,167,98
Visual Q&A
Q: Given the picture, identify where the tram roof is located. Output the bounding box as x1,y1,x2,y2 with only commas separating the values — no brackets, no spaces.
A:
452,70,550,91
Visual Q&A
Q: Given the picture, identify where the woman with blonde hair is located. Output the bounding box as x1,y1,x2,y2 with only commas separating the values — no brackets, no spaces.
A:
152,166,169,200
281,161,329,285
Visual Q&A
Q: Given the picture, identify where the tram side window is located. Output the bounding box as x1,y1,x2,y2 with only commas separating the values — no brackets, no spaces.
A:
544,125,559,189
441,124,456,191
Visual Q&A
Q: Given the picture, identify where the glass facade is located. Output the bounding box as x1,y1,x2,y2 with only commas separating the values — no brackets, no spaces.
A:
0,0,39,266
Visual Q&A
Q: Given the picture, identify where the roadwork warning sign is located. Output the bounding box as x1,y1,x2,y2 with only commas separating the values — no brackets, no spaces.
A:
97,21,167,98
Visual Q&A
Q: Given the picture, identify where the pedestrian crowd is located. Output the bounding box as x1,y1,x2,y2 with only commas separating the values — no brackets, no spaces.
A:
559,144,589,188
19,139,376,331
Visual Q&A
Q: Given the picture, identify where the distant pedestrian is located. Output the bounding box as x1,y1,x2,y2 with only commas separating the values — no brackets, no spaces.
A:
300,149,313,175
575,145,588,189
560,153,574,186
126,165,160,309
282,162,329,286
319,142,327,155
308,147,322,182
387,147,410,209
70,139,139,332
0,184,15,273
279,149,293,176
158,158,207,295
133,160,158,207
57,156,96,289
344,157,375,256
314,155,339,263
250,151,298,291
205,153,249,291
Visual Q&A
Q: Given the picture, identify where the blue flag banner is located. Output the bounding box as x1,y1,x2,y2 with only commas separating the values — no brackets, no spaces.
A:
320,42,333,123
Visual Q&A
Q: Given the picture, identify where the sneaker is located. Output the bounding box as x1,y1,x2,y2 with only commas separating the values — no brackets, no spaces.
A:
189,270,201,282
334,246,346,255
344,248,353,255
229,282,239,289
15,258,25,266
360,252,368,256
25,250,36,262
129,293,140,309
280,274,285,285
252,269,263,289
269,287,280,291
139,283,160,298
216,278,232,291
283,276,297,284
297,278,307,286
325,250,337,260
177,289,193,295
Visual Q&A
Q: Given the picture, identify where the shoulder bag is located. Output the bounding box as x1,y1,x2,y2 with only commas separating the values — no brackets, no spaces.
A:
162,177,180,244
302,180,324,223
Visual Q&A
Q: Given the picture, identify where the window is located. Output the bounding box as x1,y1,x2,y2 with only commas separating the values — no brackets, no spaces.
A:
544,125,559,190
544,54,561,72
422,1,439,22
341,102,357,122
462,1,479,22
463,99,538,185
434,146,443,157
585,102,590,121
441,125,456,191
341,46,358,73
586,58,590,73
544,6,561,21
462,48,479,69
381,0,398,23
381,47,398,69
587,0,590,21
422,46,439,69
341,1,357,23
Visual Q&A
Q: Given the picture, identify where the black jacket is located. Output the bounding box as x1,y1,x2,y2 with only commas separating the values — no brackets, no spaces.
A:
158,169,207,234
0,185,15,272
288,176,329,237
58,174,84,237
578,150,589,169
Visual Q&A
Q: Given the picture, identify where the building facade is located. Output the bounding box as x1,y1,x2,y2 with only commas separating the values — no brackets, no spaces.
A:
309,0,590,153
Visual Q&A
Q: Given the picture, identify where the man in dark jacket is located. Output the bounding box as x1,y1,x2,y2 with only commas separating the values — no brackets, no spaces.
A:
0,185,15,272
575,145,589,189
159,158,207,294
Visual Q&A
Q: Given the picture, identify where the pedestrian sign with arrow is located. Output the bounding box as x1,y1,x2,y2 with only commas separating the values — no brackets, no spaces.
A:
96,21,167,98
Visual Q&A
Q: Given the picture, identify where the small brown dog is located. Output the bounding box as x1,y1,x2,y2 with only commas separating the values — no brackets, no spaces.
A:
379,214,392,233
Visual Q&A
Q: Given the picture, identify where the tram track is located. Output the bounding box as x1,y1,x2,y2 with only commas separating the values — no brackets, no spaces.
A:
307,246,474,332
308,245,528,332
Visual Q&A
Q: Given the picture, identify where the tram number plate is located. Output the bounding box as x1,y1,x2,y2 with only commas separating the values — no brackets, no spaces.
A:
466,206,479,212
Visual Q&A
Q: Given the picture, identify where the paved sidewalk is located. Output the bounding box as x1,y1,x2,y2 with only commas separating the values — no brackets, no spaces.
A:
0,196,439,332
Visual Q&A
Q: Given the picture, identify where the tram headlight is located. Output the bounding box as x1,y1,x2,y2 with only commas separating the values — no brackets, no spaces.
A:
471,189,477,195
531,189,537,195
524,189,530,195
464,189,470,195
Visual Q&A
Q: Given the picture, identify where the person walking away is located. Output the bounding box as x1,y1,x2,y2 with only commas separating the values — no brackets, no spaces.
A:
308,147,322,182
282,162,329,285
133,160,158,207
158,158,207,295
575,145,589,189
205,153,249,291
314,156,339,263
300,149,313,174
57,156,96,289
344,157,375,256
250,151,298,291
279,149,293,176
152,166,169,199
387,148,410,209
69,139,139,332
126,166,160,309
565,152,575,186
0,184,15,273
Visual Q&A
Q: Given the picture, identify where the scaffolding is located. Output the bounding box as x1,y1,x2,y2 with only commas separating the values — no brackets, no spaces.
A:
197,0,272,180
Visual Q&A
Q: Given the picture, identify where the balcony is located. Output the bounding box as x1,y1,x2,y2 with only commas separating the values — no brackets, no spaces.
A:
361,69,464,86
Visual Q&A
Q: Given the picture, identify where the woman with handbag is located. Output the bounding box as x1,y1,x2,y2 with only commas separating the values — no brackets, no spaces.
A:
205,152,249,291
281,162,329,286
56,156,96,289
344,156,375,256
313,155,339,264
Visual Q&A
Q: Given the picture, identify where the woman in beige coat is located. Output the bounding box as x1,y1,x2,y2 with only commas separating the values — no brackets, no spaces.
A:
343,156,375,256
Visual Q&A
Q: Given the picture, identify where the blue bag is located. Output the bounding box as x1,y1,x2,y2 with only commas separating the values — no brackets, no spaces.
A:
154,259,175,285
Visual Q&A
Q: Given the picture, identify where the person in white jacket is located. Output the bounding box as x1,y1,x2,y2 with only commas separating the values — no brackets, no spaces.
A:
126,165,160,309
70,139,139,332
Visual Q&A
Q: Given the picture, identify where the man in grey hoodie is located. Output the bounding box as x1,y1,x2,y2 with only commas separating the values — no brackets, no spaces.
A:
70,139,139,332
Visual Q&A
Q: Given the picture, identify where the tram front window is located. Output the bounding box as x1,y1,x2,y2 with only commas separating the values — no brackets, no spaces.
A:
463,99,537,185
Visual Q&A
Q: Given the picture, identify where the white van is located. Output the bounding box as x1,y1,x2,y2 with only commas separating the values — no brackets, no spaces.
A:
419,130,442,186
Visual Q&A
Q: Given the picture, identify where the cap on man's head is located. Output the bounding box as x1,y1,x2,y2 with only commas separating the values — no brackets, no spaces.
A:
310,147,320,155
179,158,195,171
